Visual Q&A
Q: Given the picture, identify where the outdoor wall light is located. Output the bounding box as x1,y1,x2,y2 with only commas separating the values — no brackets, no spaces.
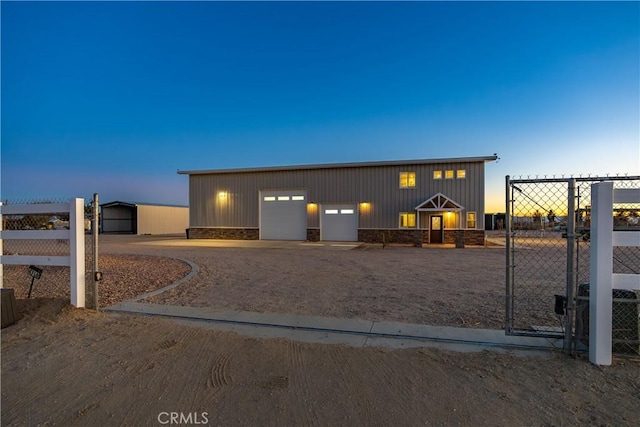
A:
218,191,228,200
27,265,42,298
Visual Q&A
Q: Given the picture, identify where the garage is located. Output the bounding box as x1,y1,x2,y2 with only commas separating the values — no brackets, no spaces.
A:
259,190,307,240
320,203,358,242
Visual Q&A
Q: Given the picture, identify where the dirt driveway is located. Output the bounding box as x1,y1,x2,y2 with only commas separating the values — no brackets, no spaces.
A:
100,235,508,329
2,235,639,425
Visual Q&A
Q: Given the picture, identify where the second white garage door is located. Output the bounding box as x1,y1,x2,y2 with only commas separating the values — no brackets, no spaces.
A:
259,190,307,240
320,204,358,242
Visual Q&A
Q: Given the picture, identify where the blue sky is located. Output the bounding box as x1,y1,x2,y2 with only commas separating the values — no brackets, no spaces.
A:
2,1,638,212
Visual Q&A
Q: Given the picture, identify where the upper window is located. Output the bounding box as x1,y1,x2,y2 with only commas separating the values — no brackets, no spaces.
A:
467,212,477,229
399,172,416,188
457,169,466,179
433,170,443,180
445,170,454,179
399,212,416,228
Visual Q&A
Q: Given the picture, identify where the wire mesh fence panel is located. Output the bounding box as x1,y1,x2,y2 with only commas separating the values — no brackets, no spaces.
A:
1,198,96,307
507,179,570,337
507,176,640,356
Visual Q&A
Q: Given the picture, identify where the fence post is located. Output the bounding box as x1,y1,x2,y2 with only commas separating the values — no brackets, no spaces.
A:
564,179,576,355
589,182,613,365
505,175,512,333
70,198,86,308
93,193,99,310
0,201,3,288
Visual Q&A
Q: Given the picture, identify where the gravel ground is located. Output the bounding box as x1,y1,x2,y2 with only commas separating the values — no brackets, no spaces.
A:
2,254,191,308
142,244,508,328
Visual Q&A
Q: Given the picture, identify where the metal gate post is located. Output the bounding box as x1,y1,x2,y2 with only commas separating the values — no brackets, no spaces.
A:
505,175,513,333
564,179,577,355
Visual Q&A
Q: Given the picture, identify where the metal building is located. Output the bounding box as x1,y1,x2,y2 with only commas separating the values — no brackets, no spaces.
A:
178,155,497,244
101,201,189,235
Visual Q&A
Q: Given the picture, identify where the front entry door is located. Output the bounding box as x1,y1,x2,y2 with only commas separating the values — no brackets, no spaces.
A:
430,215,443,243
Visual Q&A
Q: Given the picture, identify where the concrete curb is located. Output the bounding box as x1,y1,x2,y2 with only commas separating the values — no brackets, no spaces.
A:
127,258,199,302
104,302,564,354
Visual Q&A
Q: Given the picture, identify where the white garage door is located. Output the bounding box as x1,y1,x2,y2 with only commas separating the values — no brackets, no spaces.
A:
259,190,307,240
320,204,358,242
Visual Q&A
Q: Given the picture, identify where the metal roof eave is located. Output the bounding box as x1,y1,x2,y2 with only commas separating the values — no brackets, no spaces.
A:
101,201,188,208
177,155,498,176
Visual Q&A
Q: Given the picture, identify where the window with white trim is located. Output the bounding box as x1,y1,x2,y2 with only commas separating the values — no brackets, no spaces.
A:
264,196,276,202
399,172,416,188
292,195,305,201
433,170,442,180
467,212,477,229
457,169,466,179
340,209,354,214
445,170,454,179
325,209,339,215
399,212,416,228
277,196,290,201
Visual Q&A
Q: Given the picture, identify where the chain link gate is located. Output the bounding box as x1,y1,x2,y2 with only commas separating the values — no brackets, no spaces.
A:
506,176,640,356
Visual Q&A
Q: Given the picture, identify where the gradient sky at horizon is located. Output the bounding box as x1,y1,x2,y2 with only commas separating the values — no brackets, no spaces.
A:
2,1,638,212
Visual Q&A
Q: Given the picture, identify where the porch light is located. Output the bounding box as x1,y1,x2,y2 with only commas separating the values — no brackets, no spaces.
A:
218,191,228,200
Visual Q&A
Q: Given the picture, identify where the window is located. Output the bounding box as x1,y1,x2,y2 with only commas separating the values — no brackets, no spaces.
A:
340,209,354,214
277,196,290,201
445,170,454,179
325,209,339,215
263,196,276,202
457,169,466,179
292,195,305,201
433,170,442,180
399,172,416,188
399,212,416,228
467,212,477,229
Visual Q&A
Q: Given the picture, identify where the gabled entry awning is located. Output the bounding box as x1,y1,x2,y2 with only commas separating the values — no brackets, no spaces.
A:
415,193,464,211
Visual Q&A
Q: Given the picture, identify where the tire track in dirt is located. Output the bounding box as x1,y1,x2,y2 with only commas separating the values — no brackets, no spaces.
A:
208,347,235,389
1,360,80,424
326,346,378,425
368,351,423,418
113,322,209,426
287,340,321,426
130,326,200,393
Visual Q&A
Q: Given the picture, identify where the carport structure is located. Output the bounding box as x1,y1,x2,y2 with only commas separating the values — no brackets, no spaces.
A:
101,201,188,235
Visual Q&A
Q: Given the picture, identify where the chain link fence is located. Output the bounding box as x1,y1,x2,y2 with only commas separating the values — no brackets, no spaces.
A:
506,176,640,356
1,197,98,308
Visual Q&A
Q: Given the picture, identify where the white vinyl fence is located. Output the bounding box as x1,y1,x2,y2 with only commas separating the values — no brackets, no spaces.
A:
0,199,86,308
590,183,640,365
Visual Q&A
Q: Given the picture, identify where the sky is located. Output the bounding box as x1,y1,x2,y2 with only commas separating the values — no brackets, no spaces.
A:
1,1,638,213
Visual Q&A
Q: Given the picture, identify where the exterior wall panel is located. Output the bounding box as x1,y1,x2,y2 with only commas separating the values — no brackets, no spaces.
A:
137,205,189,235
188,160,489,231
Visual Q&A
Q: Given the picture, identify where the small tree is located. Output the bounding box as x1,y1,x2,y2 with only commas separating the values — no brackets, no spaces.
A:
532,210,542,230
547,210,556,230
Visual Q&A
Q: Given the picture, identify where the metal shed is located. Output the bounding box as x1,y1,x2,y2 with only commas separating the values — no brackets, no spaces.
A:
178,155,497,245
101,201,189,235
